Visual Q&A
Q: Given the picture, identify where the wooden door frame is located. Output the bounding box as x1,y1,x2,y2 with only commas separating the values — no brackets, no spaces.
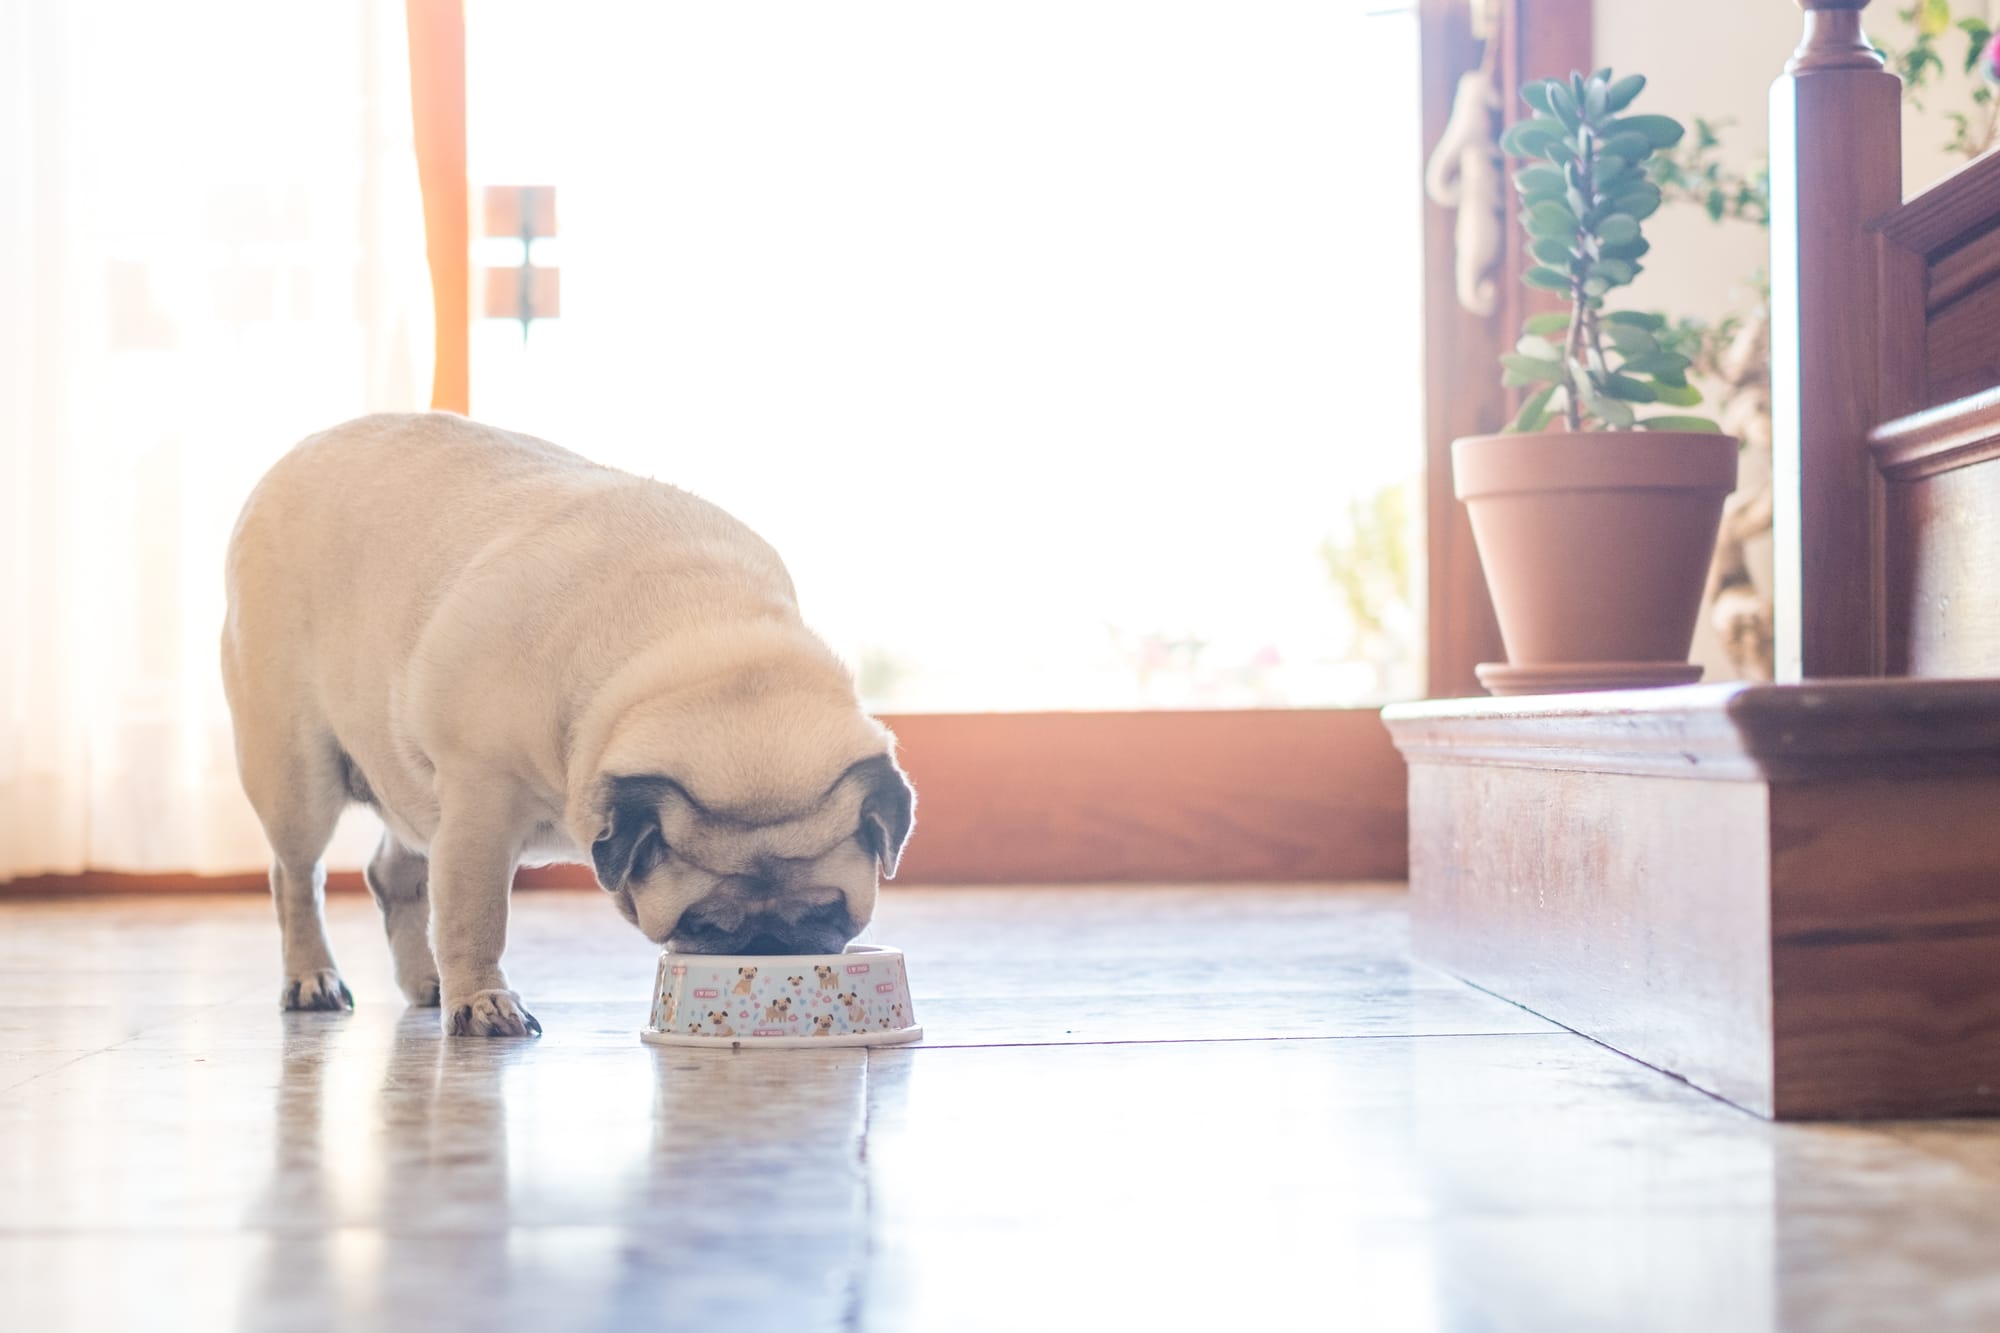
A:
1421,0,1593,696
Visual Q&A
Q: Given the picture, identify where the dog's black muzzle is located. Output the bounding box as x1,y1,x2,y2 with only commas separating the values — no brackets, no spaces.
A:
670,899,856,956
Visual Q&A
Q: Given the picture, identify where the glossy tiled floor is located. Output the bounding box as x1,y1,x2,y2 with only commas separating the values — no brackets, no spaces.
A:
4,886,1998,1332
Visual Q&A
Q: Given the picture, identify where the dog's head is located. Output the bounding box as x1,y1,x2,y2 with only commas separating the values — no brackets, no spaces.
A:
588,751,914,955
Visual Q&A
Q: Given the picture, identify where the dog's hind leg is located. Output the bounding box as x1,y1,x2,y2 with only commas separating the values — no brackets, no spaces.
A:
239,732,353,1011
365,831,440,1006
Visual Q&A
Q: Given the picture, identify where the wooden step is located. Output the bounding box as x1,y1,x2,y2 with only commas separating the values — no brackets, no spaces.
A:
1382,679,2000,1120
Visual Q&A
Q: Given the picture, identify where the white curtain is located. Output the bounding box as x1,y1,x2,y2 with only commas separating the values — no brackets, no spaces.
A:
0,0,432,878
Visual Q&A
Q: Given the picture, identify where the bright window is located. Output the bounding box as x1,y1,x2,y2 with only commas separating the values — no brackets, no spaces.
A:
468,2,1425,712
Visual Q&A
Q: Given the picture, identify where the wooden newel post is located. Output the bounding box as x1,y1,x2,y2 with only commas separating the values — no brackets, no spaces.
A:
1769,0,1903,680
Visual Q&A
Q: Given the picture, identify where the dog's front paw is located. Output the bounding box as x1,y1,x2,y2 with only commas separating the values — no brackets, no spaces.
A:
444,988,542,1038
395,958,442,1008
281,970,354,1012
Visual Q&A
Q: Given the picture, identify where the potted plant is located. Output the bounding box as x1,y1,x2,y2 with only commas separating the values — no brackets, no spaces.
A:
1455,68,1739,696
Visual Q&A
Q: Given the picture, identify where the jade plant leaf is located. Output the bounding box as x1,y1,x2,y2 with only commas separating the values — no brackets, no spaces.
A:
1508,383,1558,433
1531,237,1575,267
1597,214,1641,246
1599,373,1658,402
1610,114,1686,149
1605,74,1646,113
1500,119,1564,159
1513,164,1567,199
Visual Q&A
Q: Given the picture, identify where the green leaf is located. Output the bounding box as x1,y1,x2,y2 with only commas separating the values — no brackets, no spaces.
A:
1603,311,1665,330
1500,119,1566,160
1513,164,1567,198
1580,378,1636,427
1613,182,1663,220
1604,323,1658,356
1588,258,1637,286
1599,236,1652,262
1621,352,1691,386
1603,132,1652,164
1610,114,1686,149
1523,265,1574,292
1594,154,1632,180
1516,334,1563,361
1547,81,1582,132
1524,200,1578,238
1597,213,1641,246
1599,373,1658,403
1523,311,1571,337
1531,237,1575,267
1585,76,1607,121
1639,415,1721,432
1962,19,1994,72
1507,383,1558,433
1622,349,1690,375
1651,382,1704,407
1521,80,1558,116
1501,353,1563,387
1919,0,1950,37
1605,73,1646,113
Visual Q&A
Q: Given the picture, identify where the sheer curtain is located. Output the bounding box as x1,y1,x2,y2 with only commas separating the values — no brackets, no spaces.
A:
0,0,432,878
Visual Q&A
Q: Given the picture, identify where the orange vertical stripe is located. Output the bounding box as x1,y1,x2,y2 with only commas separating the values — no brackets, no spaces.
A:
406,0,471,415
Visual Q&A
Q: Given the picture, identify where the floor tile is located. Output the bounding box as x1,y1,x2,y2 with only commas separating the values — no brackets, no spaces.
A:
0,885,1996,1332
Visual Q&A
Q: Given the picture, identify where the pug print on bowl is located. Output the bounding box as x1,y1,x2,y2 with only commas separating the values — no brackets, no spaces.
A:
641,945,921,1048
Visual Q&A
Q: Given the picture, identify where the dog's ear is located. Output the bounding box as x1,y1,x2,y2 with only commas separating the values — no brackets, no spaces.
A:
592,774,670,891
854,754,916,878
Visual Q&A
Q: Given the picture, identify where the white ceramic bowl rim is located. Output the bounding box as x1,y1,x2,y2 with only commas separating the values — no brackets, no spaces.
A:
657,943,897,969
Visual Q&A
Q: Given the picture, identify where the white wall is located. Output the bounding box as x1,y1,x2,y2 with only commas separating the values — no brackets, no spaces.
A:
1597,0,1993,326
1594,1,1797,324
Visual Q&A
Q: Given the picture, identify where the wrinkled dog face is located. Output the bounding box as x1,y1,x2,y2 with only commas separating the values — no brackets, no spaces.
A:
589,755,914,955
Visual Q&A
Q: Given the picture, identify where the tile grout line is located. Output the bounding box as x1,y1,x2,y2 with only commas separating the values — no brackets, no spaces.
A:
893,1029,1575,1052
0,977,275,1098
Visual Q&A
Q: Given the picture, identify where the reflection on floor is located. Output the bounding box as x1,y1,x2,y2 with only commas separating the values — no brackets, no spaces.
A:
2,885,1998,1331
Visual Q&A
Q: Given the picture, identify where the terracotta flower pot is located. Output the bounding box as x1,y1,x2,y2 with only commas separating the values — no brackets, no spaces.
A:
1453,430,1739,695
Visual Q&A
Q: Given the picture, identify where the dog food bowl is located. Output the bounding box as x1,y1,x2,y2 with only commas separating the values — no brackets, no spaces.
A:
640,944,923,1048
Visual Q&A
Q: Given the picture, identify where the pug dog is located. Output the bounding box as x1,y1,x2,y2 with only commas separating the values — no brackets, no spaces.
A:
220,412,914,1037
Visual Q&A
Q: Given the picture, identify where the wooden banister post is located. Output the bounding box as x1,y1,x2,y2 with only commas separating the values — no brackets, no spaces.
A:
1769,0,1902,680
